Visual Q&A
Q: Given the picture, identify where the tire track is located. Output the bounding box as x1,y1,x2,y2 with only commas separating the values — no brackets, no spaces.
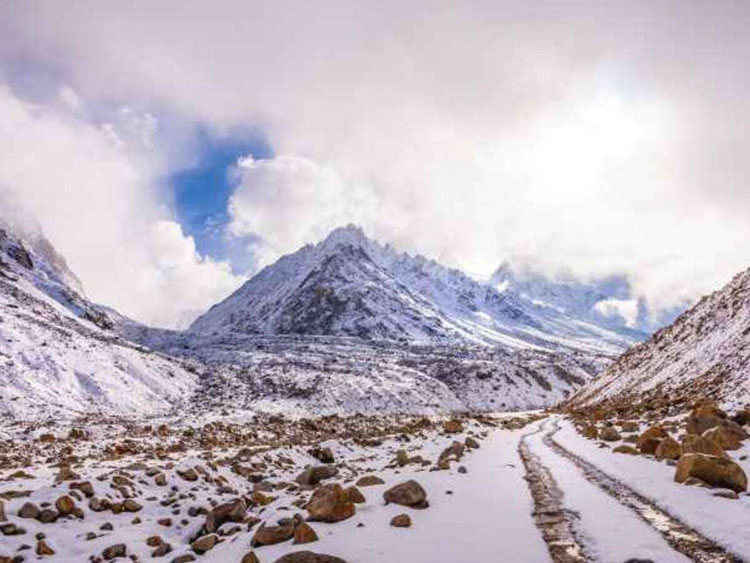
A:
544,418,744,563
518,422,591,563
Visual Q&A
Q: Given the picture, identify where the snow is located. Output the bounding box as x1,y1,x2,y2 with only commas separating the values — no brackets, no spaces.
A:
554,417,750,560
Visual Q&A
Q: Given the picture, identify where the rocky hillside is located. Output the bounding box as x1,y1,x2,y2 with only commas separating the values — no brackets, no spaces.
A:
190,225,638,356
568,265,750,411
0,223,199,420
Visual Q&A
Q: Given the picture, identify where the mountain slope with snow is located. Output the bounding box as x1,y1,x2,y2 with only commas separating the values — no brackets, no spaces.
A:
0,224,199,420
569,265,750,410
190,225,639,356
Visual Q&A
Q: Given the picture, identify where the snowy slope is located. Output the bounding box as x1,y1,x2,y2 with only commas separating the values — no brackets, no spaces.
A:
569,265,750,410
491,262,682,336
0,224,199,420
190,225,638,355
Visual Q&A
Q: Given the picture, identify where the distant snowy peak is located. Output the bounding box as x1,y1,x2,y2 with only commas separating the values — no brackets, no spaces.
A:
490,262,682,336
569,265,750,410
189,225,641,355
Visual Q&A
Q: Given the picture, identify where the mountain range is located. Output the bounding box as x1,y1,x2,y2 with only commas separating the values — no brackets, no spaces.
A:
7,219,736,421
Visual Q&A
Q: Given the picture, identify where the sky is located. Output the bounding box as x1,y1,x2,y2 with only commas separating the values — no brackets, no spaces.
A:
1,1,750,328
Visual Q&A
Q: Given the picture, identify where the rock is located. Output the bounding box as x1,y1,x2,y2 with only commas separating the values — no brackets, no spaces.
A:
355,475,384,487
600,426,621,441
675,453,748,493
55,464,80,483
191,534,219,554
178,468,198,482
457,466,467,474
147,536,163,547
102,543,127,560
465,436,480,449
383,480,428,509
344,486,365,504
309,447,335,464
273,552,347,563
152,542,172,557
242,553,261,563
123,499,142,512
390,514,411,527
204,498,247,534
37,509,59,524
18,502,39,519
703,425,746,451
655,436,682,460
252,521,294,547
252,490,275,506
613,445,639,455
54,495,75,516
293,518,319,544
154,473,167,486
70,481,95,498
0,501,5,522
439,441,465,463
36,539,55,556
171,556,196,563
619,421,639,432
0,522,26,536
636,425,668,454
686,399,726,435
681,434,726,458
307,484,355,523
443,420,463,434
89,497,111,512
295,466,338,487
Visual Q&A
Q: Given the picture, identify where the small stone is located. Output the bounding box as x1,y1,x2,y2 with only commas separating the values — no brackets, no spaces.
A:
122,499,142,512
191,534,219,554
390,514,411,528
102,543,127,560
355,475,384,487
241,553,260,563
457,466,467,474
152,542,173,557
18,502,40,519
146,536,162,547
36,539,55,556
37,509,59,524
55,495,75,516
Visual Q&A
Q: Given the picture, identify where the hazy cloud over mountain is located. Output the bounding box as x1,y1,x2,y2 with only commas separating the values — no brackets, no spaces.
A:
2,1,750,326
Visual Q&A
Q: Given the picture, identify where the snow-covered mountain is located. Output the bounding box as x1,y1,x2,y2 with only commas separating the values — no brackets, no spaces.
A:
568,265,750,410
0,222,199,420
190,225,638,356
491,263,682,336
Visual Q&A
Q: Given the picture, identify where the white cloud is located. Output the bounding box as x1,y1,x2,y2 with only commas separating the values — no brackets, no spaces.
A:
3,1,750,316
0,84,242,328
594,298,640,329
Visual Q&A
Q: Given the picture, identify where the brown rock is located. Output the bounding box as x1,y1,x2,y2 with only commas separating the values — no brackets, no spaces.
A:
123,499,142,512
273,553,347,563
0,500,5,522
154,473,167,486
18,502,39,519
465,436,480,449
636,425,668,454
36,539,55,556
344,486,365,504
613,445,639,455
204,498,247,534
171,556,196,563
307,484,355,523
443,420,463,434
681,434,726,458
655,436,682,460
293,518,319,544
390,514,411,527
252,521,294,547
191,533,219,554
38,509,59,524
146,535,162,547
178,467,198,482
309,446,335,464
70,481,95,498
102,543,127,560
686,399,726,435
675,453,748,493
355,475,384,487
383,480,428,509
295,466,338,487
152,541,172,557
55,495,75,516
600,426,621,442
703,425,745,451
242,553,261,563
54,464,80,483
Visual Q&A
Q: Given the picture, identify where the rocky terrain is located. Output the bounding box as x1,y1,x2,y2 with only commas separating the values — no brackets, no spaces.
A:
566,264,750,413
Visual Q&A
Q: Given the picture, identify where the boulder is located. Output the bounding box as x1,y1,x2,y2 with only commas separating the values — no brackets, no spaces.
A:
636,425,668,454
204,498,247,534
703,424,746,451
613,445,639,455
390,514,411,528
0,500,5,522
36,539,55,556
252,521,294,547
655,436,682,460
102,544,127,560
273,552,348,563
191,534,219,554
293,517,319,544
344,486,365,504
242,553,261,563
675,453,747,493
355,475,384,487
383,480,428,509
296,466,338,487
600,426,621,442
307,484,355,523
686,399,726,435
681,434,726,458
18,502,39,519
309,447,335,464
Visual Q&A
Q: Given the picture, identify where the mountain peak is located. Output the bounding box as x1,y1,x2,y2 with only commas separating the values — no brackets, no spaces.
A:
319,224,370,250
